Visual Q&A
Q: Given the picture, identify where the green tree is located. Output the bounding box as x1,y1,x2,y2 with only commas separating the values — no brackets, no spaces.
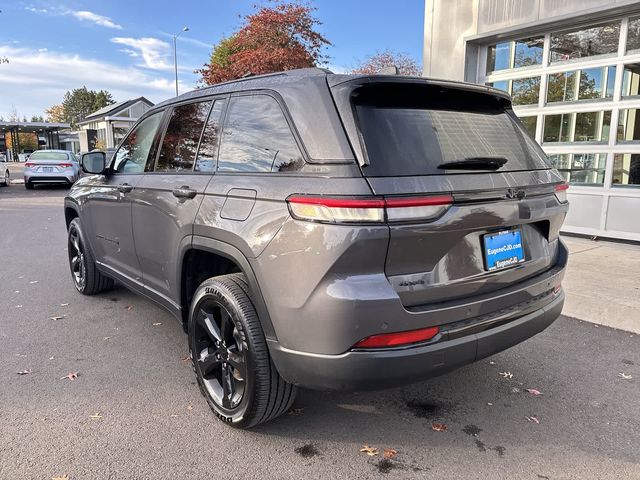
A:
49,87,116,128
30,115,45,122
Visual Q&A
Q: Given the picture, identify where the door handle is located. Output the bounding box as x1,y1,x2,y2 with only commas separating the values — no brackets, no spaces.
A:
172,186,197,199
117,183,133,193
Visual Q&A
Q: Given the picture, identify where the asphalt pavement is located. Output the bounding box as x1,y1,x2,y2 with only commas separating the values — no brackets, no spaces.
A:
1,185,639,480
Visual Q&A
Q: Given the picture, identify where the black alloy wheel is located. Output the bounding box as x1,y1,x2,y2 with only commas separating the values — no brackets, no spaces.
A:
68,224,87,291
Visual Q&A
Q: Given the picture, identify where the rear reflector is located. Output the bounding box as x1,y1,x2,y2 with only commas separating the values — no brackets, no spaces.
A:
25,163,35,168
554,183,569,203
353,326,440,349
59,163,72,168
287,195,453,224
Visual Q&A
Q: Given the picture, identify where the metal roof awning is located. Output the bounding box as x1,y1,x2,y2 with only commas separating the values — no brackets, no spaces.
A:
0,121,71,133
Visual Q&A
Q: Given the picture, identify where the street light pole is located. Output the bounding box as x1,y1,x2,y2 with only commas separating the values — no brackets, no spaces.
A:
173,26,189,97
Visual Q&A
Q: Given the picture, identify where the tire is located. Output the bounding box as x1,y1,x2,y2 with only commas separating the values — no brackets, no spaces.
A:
188,273,296,428
25,181,34,190
1,170,9,187
67,218,114,295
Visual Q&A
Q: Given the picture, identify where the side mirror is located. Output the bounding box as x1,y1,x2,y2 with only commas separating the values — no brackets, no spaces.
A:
81,151,106,174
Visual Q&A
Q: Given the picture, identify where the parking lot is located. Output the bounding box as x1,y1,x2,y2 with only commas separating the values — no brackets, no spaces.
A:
1,184,639,479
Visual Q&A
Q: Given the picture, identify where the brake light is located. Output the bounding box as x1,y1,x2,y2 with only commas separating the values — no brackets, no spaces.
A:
58,163,72,168
25,162,35,168
353,326,440,349
286,195,453,224
554,183,569,203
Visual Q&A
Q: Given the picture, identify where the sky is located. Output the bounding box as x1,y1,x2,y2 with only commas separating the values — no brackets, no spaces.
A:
0,0,425,120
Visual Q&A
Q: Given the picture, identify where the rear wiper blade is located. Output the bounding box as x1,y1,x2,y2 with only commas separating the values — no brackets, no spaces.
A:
437,156,508,171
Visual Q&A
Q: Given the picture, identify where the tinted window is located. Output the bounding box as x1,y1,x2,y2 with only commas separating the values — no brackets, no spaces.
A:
353,84,550,177
617,108,640,142
218,95,304,173
547,71,577,103
513,37,544,68
29,151,69,161
518,116,537,137
195,99,226,172
155,101,211,172
511,76,540,106
613,154,640,186
627,17,640,53
543,111,611,143
112,112,163,173
486,42,511,72
622,63,640,97
550,22,620,63
548,153,606,185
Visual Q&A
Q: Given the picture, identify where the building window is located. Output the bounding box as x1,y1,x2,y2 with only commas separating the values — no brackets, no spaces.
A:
511,77,540,106
627,16,640,53
546,66,615,103
550,21,620,63
486,36,543,73
518,116,537,137
613,153,640,186
617,108,640,142
543,111,611,143
548,153,607,185
487,80,509,93
622,63,640,97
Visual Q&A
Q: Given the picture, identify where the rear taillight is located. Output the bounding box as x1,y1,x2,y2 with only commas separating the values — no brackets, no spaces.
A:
554,183,569,203
286,195,453,224
353,326,440,349
59,163,72,168
25,162,35,168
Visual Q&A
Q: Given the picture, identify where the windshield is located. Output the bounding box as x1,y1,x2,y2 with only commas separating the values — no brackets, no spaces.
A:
29,151,71,161
352,83,551,177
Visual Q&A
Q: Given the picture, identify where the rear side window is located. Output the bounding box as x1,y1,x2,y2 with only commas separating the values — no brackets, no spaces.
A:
112,112,163,173
155,101,212,172
218,95,304,173
195,99,226,172
353,84,551,177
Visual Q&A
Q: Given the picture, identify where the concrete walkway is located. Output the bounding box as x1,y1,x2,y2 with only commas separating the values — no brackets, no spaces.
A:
562,235,640,334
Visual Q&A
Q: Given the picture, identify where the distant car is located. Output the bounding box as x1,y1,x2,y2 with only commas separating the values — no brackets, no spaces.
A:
24,150,80,189
0,157,9,187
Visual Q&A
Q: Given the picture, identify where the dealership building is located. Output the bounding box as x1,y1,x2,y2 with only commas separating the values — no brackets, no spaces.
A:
424,0,640,241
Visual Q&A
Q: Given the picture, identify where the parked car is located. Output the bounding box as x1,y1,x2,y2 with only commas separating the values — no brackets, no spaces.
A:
24,150,79,189
0,157,9,187
64,68,569,428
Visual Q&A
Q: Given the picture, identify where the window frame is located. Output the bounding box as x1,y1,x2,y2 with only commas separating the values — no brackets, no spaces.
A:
109,109,166,175
214,90,310,175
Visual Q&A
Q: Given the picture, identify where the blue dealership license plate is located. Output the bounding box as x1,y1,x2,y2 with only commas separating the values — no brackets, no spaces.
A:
483,229,525,271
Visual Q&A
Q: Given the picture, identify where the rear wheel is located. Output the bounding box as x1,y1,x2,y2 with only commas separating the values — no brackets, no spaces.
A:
188,273,296,428
67,218,113,295
2,170,9,186
24,181,33,190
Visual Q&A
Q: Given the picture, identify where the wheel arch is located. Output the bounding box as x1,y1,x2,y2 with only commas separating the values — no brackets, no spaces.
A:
180,236,277,341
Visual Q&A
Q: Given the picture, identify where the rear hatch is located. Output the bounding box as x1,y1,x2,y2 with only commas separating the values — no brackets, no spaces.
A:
330,77,568,308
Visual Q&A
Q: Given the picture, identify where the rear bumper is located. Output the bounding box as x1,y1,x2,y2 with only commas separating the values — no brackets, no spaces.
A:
269,290,564,391
25,172,75,184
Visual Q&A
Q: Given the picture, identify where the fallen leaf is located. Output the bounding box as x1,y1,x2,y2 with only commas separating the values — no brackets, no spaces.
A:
360,445,379,456
15,290,20,293
49,315,66,321
103,337,111,341
15,305,23,308
49,356,54,360
383,448,397,459
125,304,134,311
52,475,69,480
60,303,69,307
186,405,193,411
287,407,304,416
152,322,162,326
60,372,79,381
526,388,543,396
181,354,191,362
511,387,521,394
29,280,38,284
170,414,178,418
17,369,33,375
89,413,102,419
14,353,27,357
499,371,513,379
619,373,632,380
526,416,540,424
489,361,496,365
487,402,493,406
431,423,448,432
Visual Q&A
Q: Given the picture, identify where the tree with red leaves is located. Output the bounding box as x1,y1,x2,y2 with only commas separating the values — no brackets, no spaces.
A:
199,1,330,85
351,50,421,76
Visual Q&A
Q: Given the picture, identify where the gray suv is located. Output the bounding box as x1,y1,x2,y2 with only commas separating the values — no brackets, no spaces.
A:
64,68,569,428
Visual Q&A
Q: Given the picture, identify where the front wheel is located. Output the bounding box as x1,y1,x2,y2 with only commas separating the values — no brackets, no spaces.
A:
67,218,113,295
188,273,296,428
2,170,9,186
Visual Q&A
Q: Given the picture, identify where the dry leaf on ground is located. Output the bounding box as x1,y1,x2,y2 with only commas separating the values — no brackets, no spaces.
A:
29,280,38,284
17,369,33,375
181,354,191,362
525,416,540,424
49,315,66,321
152,322,162,326
499,371,513,379
51,475,69,480
618,373,632,380
432,423,448,432
126,305,134,311
60,303,69,307
60,372,79,381
526,388,543,396
360,445,379,456
187,405,193,411
89,413,102,419
383,448,397,459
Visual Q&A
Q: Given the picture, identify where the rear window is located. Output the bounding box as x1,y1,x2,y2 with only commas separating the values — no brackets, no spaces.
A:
29,151,70,161
353,83,551,177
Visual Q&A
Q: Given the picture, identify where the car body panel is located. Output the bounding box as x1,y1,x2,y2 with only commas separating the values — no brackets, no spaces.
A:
25,150,79,185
